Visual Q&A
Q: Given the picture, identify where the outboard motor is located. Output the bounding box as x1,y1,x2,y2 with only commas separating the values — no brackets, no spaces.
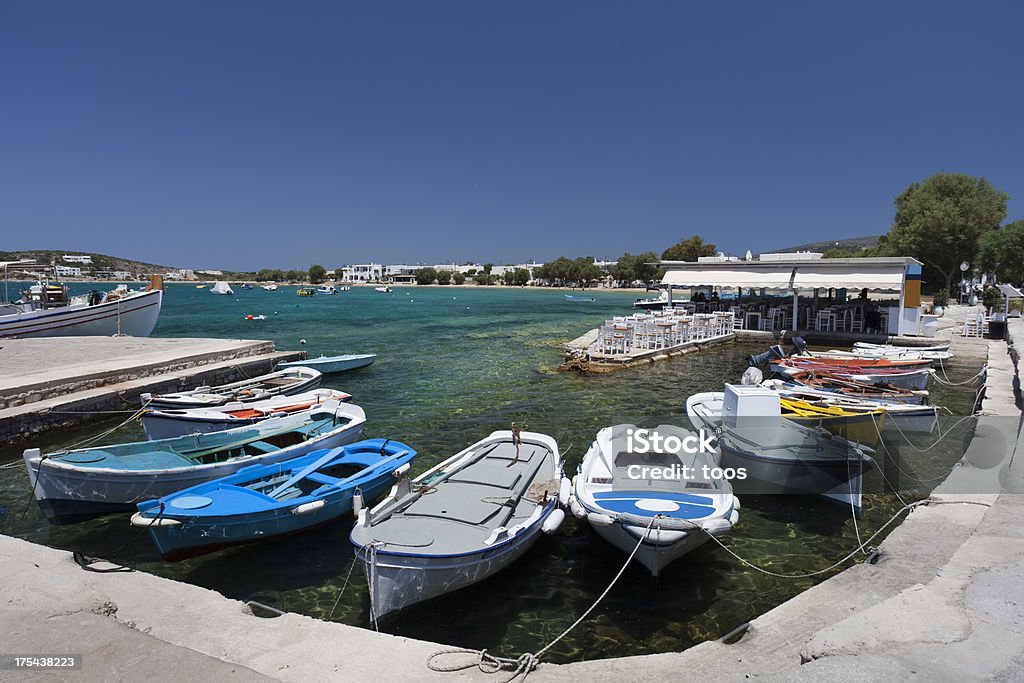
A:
747,344,787,367
790,336,808,356
740,366,764,386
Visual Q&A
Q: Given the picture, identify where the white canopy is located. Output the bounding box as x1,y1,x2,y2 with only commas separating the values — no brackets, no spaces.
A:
660,257,918,292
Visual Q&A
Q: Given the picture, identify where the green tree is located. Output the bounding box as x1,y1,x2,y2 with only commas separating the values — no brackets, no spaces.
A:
414,267,437,285
308,264,327,284
886,172,1008,292
482,263,494,274
436,269,452,285
256,268,285,282
474,273,494,285
285,269,306,282
572,257,603,286
661,235,717,262
978,220,1024,284
511,268,531,286
452,271,466,285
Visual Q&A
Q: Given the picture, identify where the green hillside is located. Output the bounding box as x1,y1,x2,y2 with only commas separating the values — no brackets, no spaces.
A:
772,235,881,254
0,249,177,274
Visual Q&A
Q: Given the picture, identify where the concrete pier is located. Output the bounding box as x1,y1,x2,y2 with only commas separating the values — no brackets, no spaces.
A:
0,309,1019,681
0,337,303,444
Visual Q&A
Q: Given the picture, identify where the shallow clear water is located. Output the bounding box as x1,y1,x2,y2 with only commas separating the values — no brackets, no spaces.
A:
0,284,982,662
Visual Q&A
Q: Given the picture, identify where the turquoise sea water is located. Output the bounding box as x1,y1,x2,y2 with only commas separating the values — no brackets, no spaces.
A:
0,283,982,663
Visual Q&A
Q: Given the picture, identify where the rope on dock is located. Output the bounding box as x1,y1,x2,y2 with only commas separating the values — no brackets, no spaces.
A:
327,559,359,621
426,516,659,682
931,359,987,387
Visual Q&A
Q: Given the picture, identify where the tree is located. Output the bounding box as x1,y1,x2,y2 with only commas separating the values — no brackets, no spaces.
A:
256,268,285,282
661,235,717,262
978,220,1024,284
474,273,494,285
285,269,306,282
308,264,327,284
452,271,466,285
436,269,452,285
414,267,437,285
886,172,1008,292
482,263,494,274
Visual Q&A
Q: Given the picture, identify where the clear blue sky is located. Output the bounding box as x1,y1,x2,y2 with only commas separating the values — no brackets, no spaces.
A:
3,1,1022,271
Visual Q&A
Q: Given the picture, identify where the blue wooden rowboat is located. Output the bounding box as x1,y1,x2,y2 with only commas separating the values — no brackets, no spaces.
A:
279,354,376,374
132,438,416,560
564,294,596,302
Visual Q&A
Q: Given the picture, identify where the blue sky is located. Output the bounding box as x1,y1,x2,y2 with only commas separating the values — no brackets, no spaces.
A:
2,1,1022,270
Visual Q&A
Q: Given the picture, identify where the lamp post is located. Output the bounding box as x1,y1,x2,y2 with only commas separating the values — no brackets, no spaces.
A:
960,261,970,304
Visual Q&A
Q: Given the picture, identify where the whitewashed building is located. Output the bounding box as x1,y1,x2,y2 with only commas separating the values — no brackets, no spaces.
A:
55,266,82,277
62,255,93,264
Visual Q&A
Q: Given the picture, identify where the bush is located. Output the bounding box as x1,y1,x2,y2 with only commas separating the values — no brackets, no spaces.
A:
982,286,1002,311
931,289,949,308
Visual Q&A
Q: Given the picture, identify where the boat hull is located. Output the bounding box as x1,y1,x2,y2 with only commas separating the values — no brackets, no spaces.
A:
353,500,558,622
24,414,364,525
278,355,376,374
591,518,712,576
0,289,162,339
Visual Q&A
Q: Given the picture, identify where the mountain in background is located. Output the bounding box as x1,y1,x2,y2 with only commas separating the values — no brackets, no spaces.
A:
771,235,881,254
0,249,177,274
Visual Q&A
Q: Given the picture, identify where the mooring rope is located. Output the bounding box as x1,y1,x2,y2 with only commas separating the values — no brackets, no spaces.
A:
932,359,987,387
426,516,659,682
327,558,359,621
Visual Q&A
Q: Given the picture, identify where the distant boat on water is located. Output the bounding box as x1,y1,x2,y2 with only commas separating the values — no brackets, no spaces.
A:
374,286,392,293
261,284,278,291
565,294,596,303
210,281,233,295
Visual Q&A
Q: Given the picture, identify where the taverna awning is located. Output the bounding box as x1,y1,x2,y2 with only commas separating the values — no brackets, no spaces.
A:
659,257,923,293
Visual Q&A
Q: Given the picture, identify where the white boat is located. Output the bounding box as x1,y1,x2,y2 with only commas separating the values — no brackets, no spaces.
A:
0,266,163,339
141,366,322,409
24,401,366,524
687,385,874,516
350,429,566,622
569,424,739,576
808,348,953,362
278,354,376,374
261,284,279,291
634,289,670,310
141,388,352,440
374,286,392,293
854,341,949,353
317,285,338,295
210,281,233,295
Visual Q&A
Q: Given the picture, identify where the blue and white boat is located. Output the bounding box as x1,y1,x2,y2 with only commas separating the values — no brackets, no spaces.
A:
24,402,366,524
564,294,596,302
569,424,739,576
132,438,416,560
278,354,376,374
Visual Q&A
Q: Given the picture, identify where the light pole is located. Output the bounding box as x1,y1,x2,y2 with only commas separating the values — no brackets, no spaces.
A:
960,261,970,304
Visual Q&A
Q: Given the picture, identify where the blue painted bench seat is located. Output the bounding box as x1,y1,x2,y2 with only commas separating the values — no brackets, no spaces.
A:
593,490,718,519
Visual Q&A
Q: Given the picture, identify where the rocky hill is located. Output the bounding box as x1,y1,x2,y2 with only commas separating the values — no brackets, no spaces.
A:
0,249,176,274
772,235,881,254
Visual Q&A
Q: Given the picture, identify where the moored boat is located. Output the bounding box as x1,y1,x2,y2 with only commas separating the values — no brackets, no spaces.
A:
261,284,279,291
141,367,322,410
771,358,933,391
570,424,739,576
297,286,316,297
132,438,416,560
141,388,351,440
634,289,670,310
374,286,392,293
349,429,565,622
0,268,163,339
278,354,376,374
317,285,338,295
24,401,367,524
565,294,596,302
210,281,233,295
687,385,874,516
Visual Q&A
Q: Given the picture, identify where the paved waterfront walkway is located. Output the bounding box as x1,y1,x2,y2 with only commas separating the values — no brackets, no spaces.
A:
1,318,1021,682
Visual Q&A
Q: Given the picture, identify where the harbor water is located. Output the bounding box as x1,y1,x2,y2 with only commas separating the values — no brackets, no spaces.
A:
0,284,982,663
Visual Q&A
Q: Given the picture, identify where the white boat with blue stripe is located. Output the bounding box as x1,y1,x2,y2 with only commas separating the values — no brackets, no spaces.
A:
569,424,739,577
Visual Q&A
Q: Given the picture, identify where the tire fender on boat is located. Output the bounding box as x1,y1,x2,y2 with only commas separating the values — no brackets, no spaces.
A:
542,509,565,534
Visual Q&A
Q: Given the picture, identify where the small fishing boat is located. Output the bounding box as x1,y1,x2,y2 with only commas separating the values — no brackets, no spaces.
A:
317,285,338,295
339,285,351,292
24,402,366,524
687,385,874,516
261,284,279,291
278,354,376,374
374,286,392,293
210,281,233,295
241,283,254,290
141,388,352,440
771,358,933,391
565,294,596,303
787,372,928,404
854,341,949,354
570,424,739,576
350,429,565,622
760,379,939,434
141,367,322,410
132,438,416,560
196,285,207,289
297,287,316,297
806,347,953,362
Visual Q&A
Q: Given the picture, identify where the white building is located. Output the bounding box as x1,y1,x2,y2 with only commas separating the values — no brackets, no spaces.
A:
339,264,384,282
55,266,82,277
62,255,93,264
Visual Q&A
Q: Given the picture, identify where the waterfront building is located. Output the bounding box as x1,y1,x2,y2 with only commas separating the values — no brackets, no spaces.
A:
62,255,93,264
